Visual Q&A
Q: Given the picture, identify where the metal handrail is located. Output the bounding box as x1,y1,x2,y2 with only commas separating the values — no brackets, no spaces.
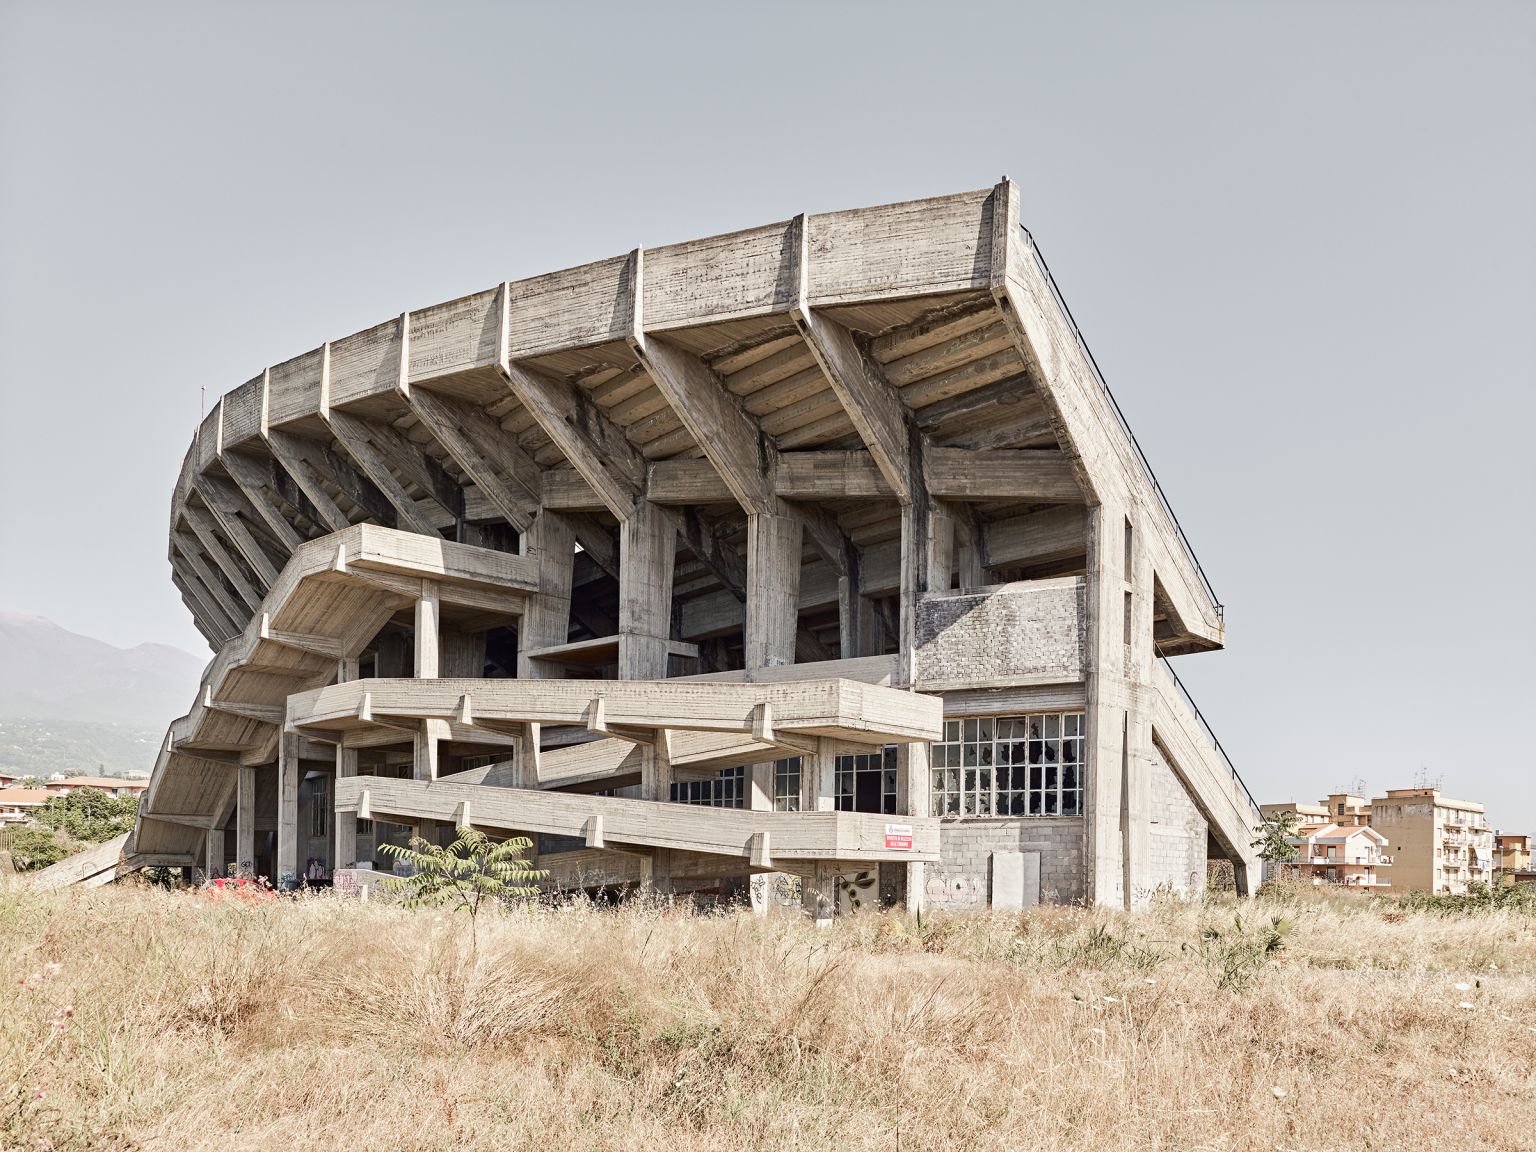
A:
1156,654,1263,824
1018,226,1224,621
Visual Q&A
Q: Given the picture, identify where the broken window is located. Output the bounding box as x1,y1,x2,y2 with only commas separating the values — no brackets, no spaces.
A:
835,746,897,814
932,712,1084,818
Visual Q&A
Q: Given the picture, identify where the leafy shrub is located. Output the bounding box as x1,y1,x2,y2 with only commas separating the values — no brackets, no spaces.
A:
34,789,138,843
7,827,67,872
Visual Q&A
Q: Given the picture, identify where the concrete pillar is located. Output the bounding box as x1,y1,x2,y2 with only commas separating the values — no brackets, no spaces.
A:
746,760,778,913
413,578,447,782
276,732,300,888
236,765,256,878
956,517,986,591
802,861,837,926
518,510,575,678
334,743,358,869
638,737,674,803
897,499,954,686
745,512,802,669
634,736,674,895
897,740,930,916
205,826,225,880
802,738,838,813
618,502,675,680
414,579,440,679
1234,857,1260,897
1084,500,1133,909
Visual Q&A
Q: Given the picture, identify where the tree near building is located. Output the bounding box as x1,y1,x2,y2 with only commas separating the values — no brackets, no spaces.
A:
8,827,68,871
380,826,544,956
1252,810,1301,865
35,789,138,843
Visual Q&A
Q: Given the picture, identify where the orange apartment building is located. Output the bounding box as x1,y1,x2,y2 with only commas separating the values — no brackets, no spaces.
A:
1286,823,1392,890
1264,787,1497,894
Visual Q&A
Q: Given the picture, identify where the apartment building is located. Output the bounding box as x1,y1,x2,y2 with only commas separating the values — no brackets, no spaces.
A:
1285,822,1391,891
1495,833,1533,885
1369,789,1493,894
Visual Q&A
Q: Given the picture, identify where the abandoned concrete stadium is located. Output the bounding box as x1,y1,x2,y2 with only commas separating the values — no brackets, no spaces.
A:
81,182,1264,912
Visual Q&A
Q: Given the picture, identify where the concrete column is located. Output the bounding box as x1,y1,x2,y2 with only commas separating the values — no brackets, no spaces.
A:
276,732,301,888
1122,509,1155,910
334,743,358,869
638,737,674,803
414,579,440,678
802,861,837,926
746,512,802,669
1234,857,1260,897
638,738,674,894
897,499,954,686
956,517,986,591
205,826,226,880
518,509,575,679
746,760,779,913
897,740,930,916
1084,500,1128,908
413,578,447,782
413,724,440,783
619,501,675,680
236,765,256,878
802,738,838,813
333,656,359,870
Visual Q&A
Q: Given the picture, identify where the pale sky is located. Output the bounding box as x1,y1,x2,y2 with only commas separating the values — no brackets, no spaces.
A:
2,1,1532,828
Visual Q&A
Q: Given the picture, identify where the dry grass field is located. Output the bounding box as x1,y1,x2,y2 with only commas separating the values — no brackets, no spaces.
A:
2,881,1534,1152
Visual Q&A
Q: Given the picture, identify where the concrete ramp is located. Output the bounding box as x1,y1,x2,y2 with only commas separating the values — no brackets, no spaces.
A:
1149,663,1262,890
338,775,938,869
27,834,130,891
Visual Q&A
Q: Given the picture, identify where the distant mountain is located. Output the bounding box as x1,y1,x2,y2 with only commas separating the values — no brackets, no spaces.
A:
0,716,169,779
0,613,204,726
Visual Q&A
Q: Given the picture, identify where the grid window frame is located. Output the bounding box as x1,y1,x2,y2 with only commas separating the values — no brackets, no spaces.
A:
773,757,802,812
834,746,898,815
931,712,1085,819
672,765,746,808
309,776,329,838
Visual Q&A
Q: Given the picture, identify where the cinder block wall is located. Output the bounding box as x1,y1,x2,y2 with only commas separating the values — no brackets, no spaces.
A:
1146,746,1207,898
925,818,1085,908
914,582,1086,689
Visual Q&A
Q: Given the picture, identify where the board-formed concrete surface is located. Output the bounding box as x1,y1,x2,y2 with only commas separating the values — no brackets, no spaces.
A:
123,182,1259,910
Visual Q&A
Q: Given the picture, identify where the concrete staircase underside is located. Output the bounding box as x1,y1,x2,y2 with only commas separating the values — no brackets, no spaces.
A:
339,775,935,868
27,834,130,891
1150,663,1261,874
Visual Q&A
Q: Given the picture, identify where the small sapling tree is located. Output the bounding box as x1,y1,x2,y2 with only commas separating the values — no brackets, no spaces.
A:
1252,810,1301,870
380,825,544,955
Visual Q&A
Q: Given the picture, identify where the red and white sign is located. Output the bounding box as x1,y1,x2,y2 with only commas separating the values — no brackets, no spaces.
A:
884,823,913,850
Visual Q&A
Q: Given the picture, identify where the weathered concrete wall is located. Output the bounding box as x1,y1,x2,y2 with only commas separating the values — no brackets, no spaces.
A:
914,579,1086,692
1145,744,1207,899
925,817,1085,908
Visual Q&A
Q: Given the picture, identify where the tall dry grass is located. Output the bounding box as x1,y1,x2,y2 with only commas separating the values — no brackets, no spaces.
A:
2,880,1533,1151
